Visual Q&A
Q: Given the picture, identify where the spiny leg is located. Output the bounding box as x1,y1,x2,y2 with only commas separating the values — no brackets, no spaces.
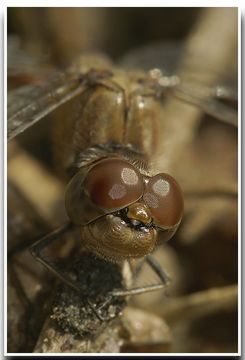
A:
111,254,170,297
31,225,170,321
29,222,104,322
96,254,171,322
71,252,169,320
146,254,171,285
29,222,76,290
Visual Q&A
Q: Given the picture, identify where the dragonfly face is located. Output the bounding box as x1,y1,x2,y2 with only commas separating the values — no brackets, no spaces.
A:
65,156,184,261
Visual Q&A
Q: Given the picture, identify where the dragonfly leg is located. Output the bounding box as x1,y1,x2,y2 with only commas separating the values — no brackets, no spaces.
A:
75,255,171,323
111,254,171,297
146,254,171,285
92,255,171,322
29,222,79,289
8,223,74,302
8,236,41,259
29,222,105,322
87,299,110,322
8,232,51,333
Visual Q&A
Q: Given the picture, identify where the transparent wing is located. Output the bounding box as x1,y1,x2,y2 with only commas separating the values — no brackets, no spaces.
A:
170,81,237,127
7,74,88,142
120,42,238,127
7,38,115,142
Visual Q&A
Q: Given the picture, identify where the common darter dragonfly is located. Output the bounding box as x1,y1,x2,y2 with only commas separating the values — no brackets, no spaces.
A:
7,40,238,349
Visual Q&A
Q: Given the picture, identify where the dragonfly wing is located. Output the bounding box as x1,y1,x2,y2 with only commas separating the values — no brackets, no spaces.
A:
120,42,237,126
171,82,238,127
7,75,87,142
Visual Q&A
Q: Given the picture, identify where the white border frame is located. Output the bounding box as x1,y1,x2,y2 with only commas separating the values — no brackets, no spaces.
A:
2,3,241,357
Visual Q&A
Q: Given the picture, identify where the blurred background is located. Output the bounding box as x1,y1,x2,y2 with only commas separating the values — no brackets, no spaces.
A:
7,7,238,354
8,8,200,65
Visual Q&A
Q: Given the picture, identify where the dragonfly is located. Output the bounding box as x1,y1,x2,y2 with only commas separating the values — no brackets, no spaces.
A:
7,41,238,338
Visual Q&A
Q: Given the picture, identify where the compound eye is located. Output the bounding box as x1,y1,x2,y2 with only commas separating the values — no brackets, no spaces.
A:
143,173,184,229
84,158,144,210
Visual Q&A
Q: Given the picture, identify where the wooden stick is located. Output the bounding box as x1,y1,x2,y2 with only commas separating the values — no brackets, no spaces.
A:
153,8,237,173
156,284,238,324
8,141,65,225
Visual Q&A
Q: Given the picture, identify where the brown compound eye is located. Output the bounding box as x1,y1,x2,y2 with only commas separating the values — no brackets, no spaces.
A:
143,173,184,229
84,158,144,210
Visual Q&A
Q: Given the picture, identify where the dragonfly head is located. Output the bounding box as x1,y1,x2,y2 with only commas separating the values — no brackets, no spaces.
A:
65,156,184,262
